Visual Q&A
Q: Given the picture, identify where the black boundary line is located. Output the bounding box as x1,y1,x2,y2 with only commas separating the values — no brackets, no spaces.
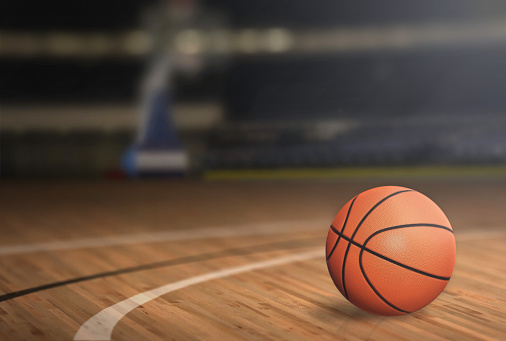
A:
0,236,321,303
358,223,454,314
340,189,412,299
326,196,357,261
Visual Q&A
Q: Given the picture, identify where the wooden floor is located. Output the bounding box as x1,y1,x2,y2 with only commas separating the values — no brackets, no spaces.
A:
0,178,505,340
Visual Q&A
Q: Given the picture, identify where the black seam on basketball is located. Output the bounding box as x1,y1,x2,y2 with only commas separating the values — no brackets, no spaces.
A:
327,196,357,261
358,247,410,314
363,223,454,245
331,223,453,314
341,189,412,299
331,223,452,280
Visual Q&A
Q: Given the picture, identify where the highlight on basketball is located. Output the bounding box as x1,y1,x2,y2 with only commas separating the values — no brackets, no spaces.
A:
1,0,505,340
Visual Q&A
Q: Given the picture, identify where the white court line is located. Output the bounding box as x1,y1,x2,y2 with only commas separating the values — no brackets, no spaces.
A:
0,219,327,256
74,248,323,341
1,218,502,256
72,228,506,340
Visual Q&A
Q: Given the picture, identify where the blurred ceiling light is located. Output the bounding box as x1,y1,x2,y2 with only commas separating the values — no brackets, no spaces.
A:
350,28,385,50
123,31,152,56
209,30,232,54
236,29,260,53
44,33,84,56
388,27,413,48
0,20,503,59
0,32,41,56
174,29,204,55
83,34,114,56
264,28,294,53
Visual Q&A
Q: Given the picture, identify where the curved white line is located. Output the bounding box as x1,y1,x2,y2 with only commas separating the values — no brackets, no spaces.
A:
74,249,323,340
71,228,506,340
0,219,326,256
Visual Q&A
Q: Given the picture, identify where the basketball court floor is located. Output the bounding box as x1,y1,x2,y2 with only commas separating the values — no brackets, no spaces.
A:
0,177,505,340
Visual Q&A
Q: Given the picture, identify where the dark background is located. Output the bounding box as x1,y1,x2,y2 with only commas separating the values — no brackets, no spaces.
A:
1,0,505,176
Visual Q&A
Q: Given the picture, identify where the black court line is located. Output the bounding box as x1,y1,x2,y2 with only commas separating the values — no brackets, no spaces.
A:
326,196,357,261
341,189,412,298
0,236,322,303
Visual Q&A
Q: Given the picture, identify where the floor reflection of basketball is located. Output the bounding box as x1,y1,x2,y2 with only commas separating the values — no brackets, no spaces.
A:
326,186,456,316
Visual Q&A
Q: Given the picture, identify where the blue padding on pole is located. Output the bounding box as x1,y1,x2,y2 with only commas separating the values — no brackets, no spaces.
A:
139,90,183,149
121,146,138,177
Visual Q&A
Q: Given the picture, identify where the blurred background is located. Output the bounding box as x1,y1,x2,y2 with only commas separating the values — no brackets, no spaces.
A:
1,0,505,178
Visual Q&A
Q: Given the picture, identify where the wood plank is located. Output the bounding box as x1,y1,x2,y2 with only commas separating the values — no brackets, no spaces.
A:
0,179,504,340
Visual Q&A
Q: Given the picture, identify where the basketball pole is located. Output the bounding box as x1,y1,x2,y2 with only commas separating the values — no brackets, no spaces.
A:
122,54,188,177
121,1,195,177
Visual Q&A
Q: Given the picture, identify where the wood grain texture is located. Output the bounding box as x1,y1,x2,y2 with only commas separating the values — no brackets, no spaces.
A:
0,179,505,340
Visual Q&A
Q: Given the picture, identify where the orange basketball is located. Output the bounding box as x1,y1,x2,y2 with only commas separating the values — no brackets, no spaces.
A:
326,186,456,316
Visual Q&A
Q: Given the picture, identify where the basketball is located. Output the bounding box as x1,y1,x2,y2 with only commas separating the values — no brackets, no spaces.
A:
326,186,456,316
